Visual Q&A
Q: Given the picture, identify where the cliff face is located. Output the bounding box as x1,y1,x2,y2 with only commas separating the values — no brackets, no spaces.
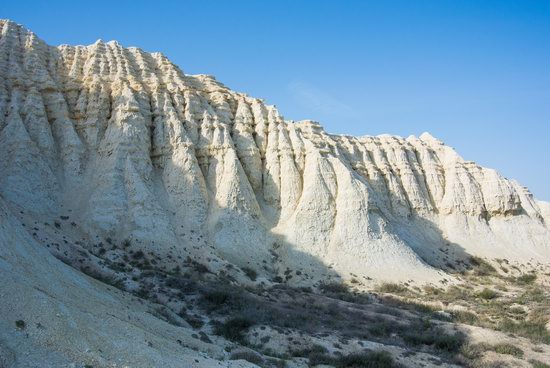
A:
1,19,549,285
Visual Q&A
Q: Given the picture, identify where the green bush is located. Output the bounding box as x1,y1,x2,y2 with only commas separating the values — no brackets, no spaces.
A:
451,310,479,325
498,318,550,344
403,324,464,353
516,274,537,285
492,343,523,357
377,283,408,294
319,282,349,294
460,343,491,360
476,288,498,300
213,317,253,342
469,256,497,276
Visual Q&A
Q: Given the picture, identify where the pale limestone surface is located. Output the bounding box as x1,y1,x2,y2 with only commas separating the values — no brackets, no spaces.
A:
1,20,549,287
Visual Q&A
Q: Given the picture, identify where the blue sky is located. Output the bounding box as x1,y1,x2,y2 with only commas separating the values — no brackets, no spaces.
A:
3,0,550,200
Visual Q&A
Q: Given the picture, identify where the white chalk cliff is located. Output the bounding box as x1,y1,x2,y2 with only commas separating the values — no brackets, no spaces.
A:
1,19,549,289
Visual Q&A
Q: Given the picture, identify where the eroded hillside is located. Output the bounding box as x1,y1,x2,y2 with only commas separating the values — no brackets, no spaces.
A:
1,19,549,368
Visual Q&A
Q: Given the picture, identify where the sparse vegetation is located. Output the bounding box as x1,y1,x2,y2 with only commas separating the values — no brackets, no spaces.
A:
515,274,537,285
319,281,349,294
377,283,408,294
492,343,523,357
60,225,548,368
463,342,524,359
229,350,264,365
498,318,550,344
337,351,399,368
402,322,465,353
308,350,400,368
530,360,550,368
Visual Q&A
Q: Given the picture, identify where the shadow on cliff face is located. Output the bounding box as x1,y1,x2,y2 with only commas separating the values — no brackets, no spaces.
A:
390,213,481,276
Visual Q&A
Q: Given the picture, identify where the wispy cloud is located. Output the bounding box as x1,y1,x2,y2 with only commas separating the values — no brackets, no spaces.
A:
288,81,357,118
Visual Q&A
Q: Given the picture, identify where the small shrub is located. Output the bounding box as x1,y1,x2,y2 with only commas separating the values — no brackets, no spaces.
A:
460,343,491,360
152,307,186,327
477,288,498,300
15,320,26,330
492,343,523,357
213,317,253,342
336,351,399,368
229,350,264,365
508,306,526,316
135,287,150,299
201,289,231,310
308,352,336,366
177,309,204,329
377,283,408,294
92,272,125,290
292,344,328,357
403,325,464,353
423,286,443,295
469,256,496,276
517,287,546,304
272,276,283,283
198,331,212,343
498,318,550,344
451,310,479,325
319,282,349,294
165,276,194,292
242,267,258,281
516,274,537,285
432,333,465,353
368,321,391,337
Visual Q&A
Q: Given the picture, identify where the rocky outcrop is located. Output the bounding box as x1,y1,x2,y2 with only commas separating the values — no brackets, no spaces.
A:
1,19,549,286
